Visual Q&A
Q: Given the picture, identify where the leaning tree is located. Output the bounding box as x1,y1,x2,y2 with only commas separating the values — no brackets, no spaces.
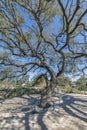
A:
0,0,87,107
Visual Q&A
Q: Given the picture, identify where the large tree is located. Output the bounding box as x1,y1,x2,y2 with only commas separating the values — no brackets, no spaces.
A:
0,0,87,107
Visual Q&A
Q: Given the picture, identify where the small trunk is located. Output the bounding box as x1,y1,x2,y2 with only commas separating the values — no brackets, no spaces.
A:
39,81,56,108
40,86,51,108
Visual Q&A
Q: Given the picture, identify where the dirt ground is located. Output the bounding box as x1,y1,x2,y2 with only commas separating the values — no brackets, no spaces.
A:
0,94,87,130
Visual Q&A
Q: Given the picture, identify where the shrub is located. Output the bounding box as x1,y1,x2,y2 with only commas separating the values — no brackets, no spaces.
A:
62,88,73,93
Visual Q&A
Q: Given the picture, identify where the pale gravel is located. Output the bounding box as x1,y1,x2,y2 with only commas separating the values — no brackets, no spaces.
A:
0,94,87,130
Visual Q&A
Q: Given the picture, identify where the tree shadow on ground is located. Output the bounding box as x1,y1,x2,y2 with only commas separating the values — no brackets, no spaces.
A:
37,109,48,130
21,95,48,130
0,94,87,130
59,95,87,123
0,95,48,130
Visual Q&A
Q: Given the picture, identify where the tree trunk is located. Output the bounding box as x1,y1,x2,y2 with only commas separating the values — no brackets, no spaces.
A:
39,80,56,108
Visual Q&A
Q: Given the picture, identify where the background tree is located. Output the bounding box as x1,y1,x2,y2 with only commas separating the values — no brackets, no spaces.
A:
75,76,87,91
56,76,72,89
0,0,87,107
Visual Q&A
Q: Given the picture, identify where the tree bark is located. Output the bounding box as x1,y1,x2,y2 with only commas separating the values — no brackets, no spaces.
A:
39,79,56,108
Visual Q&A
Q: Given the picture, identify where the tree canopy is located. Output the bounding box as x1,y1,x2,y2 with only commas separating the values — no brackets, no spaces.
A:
0,0,87,82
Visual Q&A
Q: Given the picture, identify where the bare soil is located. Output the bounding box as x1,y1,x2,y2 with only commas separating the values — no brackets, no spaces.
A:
0,94,87,130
